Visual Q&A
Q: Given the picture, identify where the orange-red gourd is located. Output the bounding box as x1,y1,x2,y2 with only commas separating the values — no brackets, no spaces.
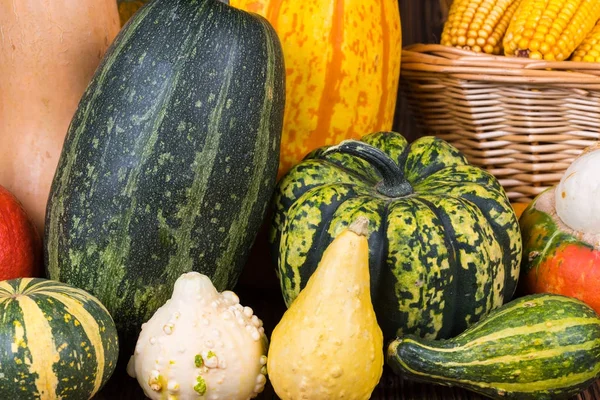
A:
519,145,600,314
0,185,41,280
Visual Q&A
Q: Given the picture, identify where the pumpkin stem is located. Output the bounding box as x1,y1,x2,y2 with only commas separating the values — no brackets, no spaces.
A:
324,140,413,198
217,0,230,4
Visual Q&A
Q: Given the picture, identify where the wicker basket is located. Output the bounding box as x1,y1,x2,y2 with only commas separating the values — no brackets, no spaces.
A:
401,44,600,202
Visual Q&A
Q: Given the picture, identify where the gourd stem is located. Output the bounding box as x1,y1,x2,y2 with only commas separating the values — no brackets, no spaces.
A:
349,217,369,236
324,140,413,198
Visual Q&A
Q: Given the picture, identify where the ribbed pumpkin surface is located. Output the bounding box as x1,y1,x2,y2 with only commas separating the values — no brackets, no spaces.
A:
45,0,285,354
271,131,522,340
0,278,118,399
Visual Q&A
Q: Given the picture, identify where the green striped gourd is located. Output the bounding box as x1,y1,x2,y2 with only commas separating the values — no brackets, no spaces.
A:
387,293,600,400
45,0,285,356
271,132,522,340
0,278,119,399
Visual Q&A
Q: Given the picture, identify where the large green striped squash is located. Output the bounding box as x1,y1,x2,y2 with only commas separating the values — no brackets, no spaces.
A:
387,293,600,399
0,278,119,399
45,0,285,356
271,132,522,340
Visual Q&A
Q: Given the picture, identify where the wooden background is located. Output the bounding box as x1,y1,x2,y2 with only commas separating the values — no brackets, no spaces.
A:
394,0,446,143
95,1,600,399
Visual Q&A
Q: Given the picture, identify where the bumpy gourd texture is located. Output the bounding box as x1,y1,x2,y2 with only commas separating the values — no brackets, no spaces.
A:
268,219,383,400
128,272,268,400
271,131,522,340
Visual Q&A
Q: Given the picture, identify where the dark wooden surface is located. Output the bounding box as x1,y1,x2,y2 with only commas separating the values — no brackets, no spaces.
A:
93,366,600,400
93,1,600,398
94,280,600,399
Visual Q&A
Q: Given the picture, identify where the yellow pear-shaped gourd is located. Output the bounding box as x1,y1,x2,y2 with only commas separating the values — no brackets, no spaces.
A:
268,216,383,400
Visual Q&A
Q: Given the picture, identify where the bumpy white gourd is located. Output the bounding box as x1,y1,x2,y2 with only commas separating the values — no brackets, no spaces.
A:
555,144,600,234
127,272,268,400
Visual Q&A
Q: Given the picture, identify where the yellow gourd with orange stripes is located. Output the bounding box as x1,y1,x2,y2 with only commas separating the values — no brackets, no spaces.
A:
230,0,402,178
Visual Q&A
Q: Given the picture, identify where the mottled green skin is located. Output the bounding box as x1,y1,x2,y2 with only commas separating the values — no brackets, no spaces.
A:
45,0,285,356
387,294,600,400
271,132,521,340
0,279,119,399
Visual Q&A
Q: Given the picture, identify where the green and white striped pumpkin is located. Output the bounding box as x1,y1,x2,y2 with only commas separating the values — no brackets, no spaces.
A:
0,278,119,399
271,131,522,340
387,293,600,399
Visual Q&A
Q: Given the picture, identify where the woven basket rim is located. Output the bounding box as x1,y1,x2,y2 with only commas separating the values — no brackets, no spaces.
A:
402,44,600,87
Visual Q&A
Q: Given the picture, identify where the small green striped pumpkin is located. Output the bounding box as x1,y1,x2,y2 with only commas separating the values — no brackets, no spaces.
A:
270,132,522,340
0,278,119,399
387,293,600,399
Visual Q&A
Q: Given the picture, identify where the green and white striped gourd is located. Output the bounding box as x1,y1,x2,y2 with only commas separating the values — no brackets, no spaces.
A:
387,293,600,400
0,278,119,399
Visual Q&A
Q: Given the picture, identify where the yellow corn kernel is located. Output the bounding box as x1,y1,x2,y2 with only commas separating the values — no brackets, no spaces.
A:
504,0,600,60
571,20,600,62
441,0,522,55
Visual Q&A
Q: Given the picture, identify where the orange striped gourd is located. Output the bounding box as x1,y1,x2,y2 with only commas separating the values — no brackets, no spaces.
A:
503,0,600,60
230,0,402,178
441,0,521,55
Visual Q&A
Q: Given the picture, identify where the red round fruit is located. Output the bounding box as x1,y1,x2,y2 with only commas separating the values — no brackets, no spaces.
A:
0,185,42,279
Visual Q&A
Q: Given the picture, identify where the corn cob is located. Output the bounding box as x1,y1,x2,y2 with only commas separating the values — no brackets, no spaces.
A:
503,0,600,61
572,20,600,62
441,0,522,55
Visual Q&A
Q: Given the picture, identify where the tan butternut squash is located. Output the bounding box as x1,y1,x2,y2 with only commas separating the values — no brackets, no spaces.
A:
0,1,120,233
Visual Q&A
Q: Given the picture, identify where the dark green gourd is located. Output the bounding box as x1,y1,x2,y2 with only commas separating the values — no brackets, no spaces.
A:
44,0,285,355
387,294,600,399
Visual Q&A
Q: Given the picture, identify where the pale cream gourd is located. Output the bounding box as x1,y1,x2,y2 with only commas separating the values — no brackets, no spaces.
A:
127,272,268,400
267,216,384,400
555,144,600,235
0,1,120,233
